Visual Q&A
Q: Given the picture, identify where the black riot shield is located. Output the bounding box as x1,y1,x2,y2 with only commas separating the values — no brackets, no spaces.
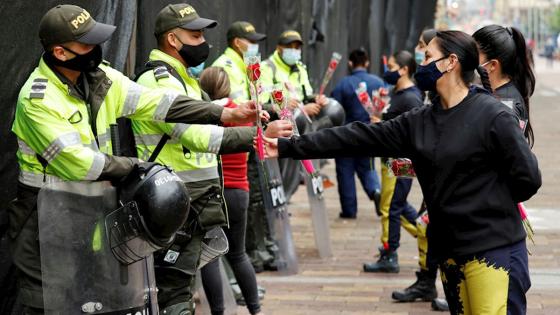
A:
303,160,333,258
38,181,157,315
257,158,298,275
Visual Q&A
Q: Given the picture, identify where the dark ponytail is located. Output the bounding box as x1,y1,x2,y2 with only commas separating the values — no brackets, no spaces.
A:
473,25,535,147
476,65,492,92
510,27,535,147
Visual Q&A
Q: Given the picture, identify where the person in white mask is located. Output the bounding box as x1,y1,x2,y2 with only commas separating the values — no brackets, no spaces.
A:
261,30,327,117
212,21,266,104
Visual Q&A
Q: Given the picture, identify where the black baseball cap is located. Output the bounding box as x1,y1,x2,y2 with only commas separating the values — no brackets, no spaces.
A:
155,3,217,35
39,5,116,48
227,21,266,42
278,30,303,45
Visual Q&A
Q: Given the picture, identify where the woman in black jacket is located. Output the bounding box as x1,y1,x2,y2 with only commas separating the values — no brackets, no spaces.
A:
264,30,541,315
472,24,536,315
473,25,535,145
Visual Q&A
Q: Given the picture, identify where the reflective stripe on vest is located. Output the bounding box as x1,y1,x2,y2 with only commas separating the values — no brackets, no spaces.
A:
18,139,35,155
122,82,143,116
153,91,178,121
176,167,219,183
41,132,82,162
18,149,104,187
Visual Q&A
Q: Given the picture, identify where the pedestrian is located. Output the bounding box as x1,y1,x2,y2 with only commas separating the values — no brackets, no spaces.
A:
199,66,292,315
544,37,555,67
330,48,383,219
363,50,422,273
9,4,257,314
264,30,541,315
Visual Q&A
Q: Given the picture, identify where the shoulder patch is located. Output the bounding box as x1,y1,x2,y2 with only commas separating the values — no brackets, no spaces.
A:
153,66,170,81
29,78,48,99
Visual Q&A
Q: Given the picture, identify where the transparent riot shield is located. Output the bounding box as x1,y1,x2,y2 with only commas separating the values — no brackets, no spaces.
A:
38,181,157,314
303,160,333,258
257,158,298,275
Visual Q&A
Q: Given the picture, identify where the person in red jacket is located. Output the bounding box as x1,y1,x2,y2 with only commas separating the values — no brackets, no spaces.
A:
198,66,292,315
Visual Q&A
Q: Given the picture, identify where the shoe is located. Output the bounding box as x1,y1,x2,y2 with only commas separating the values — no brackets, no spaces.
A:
363,249,399,273
391,270,437,302
263,260,278,271
339,212,356,219
372,190,382,216
432,298,449,311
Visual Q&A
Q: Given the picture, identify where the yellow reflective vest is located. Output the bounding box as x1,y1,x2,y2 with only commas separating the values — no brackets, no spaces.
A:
261,50,313,102
133,49,221,183
12,57,186,188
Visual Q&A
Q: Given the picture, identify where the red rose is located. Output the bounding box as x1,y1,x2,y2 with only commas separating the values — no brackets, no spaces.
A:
357,92,369,105
328,60,338,70
379,88,389,97
271,89,284,104
247,63,261,82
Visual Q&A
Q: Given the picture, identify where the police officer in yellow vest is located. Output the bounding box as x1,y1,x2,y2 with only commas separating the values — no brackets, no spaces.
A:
9,5,258,314
212,21,267,104
132,4,257,314
261,30,330,202
261,30,328,117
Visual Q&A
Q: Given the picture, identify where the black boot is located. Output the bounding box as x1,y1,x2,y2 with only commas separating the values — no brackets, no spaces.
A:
391,270,437,302
368,190,382,216
363,249,399,273
431,298,449,311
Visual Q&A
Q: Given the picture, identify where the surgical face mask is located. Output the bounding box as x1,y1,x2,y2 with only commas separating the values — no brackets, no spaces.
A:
383,69,401,85
414,50,424,65
281,48,301,66
46,44,103,72
177,40,209,67
414,56,448,92
189,62,205,78
243,42,259,57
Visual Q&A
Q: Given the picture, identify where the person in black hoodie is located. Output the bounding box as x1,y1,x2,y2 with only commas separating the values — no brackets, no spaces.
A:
264,30,541,315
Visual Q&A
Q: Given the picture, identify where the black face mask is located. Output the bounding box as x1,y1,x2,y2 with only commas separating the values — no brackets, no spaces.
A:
45,45,103,72
177,40,209,68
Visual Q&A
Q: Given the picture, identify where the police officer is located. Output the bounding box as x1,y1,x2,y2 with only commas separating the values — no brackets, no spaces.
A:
261,30,330,203
212,22,277,273
132,4,261,314
212,21,266,103
9,5,257,314
261,30,328,117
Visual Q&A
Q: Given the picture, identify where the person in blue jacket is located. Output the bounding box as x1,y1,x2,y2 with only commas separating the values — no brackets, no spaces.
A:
330,48,383,219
